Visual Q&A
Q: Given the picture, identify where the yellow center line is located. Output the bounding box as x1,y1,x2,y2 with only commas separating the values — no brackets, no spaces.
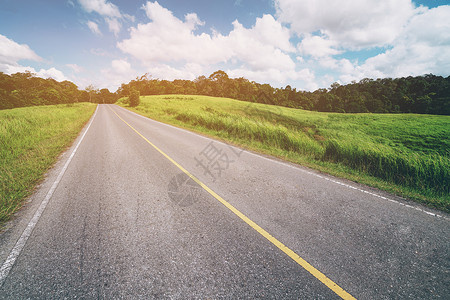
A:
109,105,356,300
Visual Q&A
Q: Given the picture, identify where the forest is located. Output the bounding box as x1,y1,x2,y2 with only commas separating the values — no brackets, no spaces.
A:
1,70,449,115
0,71,116,109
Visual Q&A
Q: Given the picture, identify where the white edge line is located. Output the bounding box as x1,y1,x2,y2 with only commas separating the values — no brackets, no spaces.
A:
0,105,99,286
114,105,448,220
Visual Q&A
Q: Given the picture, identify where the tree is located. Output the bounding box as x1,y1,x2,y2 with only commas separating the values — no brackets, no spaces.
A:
38,88,60,105
128,88,140,107
60,80,80,103
209,70,230,97
99,88,116,104
85,84,97,103
317,92,334,112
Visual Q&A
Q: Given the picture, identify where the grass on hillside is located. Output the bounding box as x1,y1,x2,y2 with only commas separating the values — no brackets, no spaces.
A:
118,95,449,212
0,103,97,226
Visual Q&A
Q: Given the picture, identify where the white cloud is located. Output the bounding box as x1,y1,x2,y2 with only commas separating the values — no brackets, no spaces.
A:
99,60,204,92
237,14,294,53
0,34,56,80
79,0,126,36
0,35,69,82
317,5,450,84
87,21,102,35
298,35,341,58
275,0,416,49
1,64,34,74
106,17,121,36
118,1,297,85
146,63,204,81
225,15,295,71
66,63,84,73
227,67,318,90
111,0,448,91
36,67,68,82
111,59,132,74
2,64,68,82
100,59,138,91
185,13,205,29
118,1,226,65
90,48,109,56
359,5,450,78
123,14,135,23
78,0,121,18
276,1,450,87
0,34,41,65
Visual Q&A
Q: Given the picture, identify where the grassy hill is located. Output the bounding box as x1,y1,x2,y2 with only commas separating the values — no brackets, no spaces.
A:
119,95,449,212
0,103,97,226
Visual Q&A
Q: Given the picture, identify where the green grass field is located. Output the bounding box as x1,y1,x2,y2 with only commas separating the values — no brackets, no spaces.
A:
119,95,449,212
0,103,97,226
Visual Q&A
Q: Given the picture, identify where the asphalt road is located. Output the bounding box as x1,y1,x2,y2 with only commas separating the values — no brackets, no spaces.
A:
0,104,448,299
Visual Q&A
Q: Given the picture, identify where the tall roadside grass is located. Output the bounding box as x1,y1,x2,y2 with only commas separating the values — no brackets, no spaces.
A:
0,103,97,226
120,95,449,212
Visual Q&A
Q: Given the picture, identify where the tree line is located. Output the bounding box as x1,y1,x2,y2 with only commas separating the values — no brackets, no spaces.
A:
1,70,449,115
0,71,117,109
118,71,450,115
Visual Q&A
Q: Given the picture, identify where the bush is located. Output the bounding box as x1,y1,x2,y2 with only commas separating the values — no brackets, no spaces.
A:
128,88,140,107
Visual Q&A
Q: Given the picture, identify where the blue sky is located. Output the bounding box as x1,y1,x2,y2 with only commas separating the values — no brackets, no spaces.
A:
0,0,449,92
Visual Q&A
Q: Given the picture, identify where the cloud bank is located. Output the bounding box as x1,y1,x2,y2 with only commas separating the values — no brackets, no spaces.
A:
117,1,311,87
276,0,449,85
79,0,131,36
0,34,68,82
113,1,449,90
3,1,449,91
